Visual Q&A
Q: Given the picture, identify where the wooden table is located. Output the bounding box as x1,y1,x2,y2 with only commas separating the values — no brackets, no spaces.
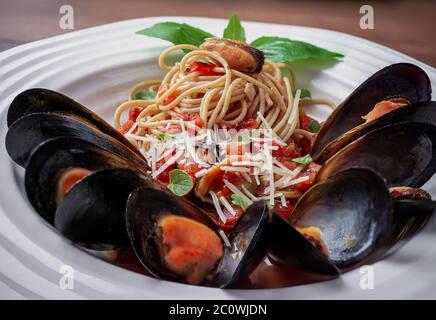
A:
0,0,435,66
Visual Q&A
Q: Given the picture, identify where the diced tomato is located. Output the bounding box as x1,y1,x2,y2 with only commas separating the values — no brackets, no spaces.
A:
186,62,222,76
156,160,177,184
178,113,205,128
217,186,233,198
217,206,243,233
274,202,295,221
120,119,135,134
294,163,320,192
299,113,315,131
158,83,179,106
129,107,142,122
164,91,179,105
272,142,301,159
178,162,203,181
217,215,237,233
295,176,314,192
276,158,299,171
210,170,241,193
228,117,259,131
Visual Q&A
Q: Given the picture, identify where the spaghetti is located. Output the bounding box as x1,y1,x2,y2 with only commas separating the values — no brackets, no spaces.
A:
114,39,337,225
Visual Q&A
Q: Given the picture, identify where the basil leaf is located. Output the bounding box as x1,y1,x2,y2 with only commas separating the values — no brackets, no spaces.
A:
135,91,157,100
136,22,213,47
159,133,183,141
168,169,193,196
292,154,313,165
223,14,246,42
251,36,344,63
158,133,169,140
294,89,311,99
231,194,250,210
307,119,321,133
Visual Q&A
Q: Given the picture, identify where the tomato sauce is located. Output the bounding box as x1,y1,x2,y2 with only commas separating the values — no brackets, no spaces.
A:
186,62,223,76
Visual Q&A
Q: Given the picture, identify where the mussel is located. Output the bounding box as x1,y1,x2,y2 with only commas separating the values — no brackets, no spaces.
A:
25,137,143,224
315,122,436,188
387,187,435,255
269,168,436,275
126,187,269,287
6,112,146,168
269,168,393,273
6,88,143,158
201,38,265,73
311,63,432,162
315,101,436,164
55,168,162,250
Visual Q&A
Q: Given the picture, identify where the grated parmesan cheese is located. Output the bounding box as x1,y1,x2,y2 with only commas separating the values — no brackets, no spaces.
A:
210,191,227,223
220,196,237,216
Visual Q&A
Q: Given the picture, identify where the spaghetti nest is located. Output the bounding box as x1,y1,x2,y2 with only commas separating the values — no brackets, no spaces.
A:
114,43,335,153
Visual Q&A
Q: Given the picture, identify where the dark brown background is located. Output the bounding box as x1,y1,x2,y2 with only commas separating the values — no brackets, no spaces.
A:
0,0,435,66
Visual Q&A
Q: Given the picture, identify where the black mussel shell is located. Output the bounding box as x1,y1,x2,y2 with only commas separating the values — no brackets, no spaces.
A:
25,136,141,224
54,168,160,250
6,112,147,168
210,201,269,288
386,199,436,256
6,88,142,157
268,213,340,276
316,122,436,188
312,63,431,160
126,187,269,287
270,168,392,272
315,101,436,164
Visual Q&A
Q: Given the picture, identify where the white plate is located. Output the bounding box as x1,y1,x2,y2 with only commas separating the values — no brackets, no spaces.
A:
0,16,435,300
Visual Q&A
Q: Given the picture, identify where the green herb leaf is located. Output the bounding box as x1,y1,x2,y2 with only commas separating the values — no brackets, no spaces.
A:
307,119,321,133
292,154,313,165
231,194,251,210
251,36,344,63
135,91,157,100
136,22,214,47
158,133,169,141
294,89,311,99
159,133,183,141
168,169,193,196
223,14,246,42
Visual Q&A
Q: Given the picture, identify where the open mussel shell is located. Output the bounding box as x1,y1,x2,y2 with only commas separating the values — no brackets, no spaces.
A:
209,201,269,288
6,88,142,157
268,214,340,276
386,198,436,255
6,112,147,168
25,136,142,224
315,101,436,164
126,187,269,287
316,122,436,188
54,168,160,250
270,168,393,273
312,63,431,160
